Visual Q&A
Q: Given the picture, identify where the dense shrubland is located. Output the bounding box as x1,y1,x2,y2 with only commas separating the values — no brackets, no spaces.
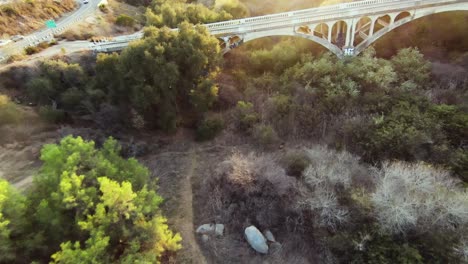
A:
0,136,180,263
200,147,468,263
223,41,468,183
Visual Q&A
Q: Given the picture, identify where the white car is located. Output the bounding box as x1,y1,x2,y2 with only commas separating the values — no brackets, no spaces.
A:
83,0,89,4
11,35,24,42
0,39,11,46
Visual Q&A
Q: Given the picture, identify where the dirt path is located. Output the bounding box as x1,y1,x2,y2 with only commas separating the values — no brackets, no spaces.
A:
172,148,207,264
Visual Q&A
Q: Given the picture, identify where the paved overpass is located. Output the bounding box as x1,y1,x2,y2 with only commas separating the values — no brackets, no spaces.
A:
0,0,103,63
92,0,468,57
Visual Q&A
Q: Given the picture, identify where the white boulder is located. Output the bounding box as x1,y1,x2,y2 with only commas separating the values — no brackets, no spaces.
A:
244,226,269,254
215,224,225,236
263,230,276,242
196,224,215,234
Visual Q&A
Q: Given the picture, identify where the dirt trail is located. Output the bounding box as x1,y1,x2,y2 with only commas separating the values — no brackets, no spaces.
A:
172,148,207,264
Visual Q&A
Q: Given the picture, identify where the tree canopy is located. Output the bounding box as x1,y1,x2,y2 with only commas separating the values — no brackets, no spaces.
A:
1,136,181,263
94,22,222,131
145,0,249,28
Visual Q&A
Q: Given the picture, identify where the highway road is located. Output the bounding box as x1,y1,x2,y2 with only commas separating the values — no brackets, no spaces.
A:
0,0,101,62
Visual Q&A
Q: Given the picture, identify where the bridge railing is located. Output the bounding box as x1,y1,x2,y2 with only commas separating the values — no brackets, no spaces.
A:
205,0,401,30
207,0,459,35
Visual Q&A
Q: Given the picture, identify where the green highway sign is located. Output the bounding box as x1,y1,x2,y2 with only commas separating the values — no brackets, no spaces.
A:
45,20,57,28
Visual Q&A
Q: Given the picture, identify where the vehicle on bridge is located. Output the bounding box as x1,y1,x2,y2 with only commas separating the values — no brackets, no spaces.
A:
11,35,24,42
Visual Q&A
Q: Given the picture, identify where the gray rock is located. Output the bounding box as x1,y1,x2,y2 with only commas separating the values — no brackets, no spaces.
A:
201,234,209,243
196,224,215,234
244,226,269,254
270,242,282,254
263,230,276,242
215,224,225,236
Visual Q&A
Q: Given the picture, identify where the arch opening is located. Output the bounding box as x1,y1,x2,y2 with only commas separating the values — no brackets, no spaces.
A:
227,35,243,50
229,35,242,45
395,11,411,22
353,16,372,46
234,34,343,57
373,15,391,35
218,38,227,49
297,25,312,35
331,20,348,48
314,23,329,40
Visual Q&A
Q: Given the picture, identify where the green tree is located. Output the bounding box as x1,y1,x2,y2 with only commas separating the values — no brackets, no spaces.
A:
196,114,224,141
0,180,27,264
26,60,87,111
215,0,249,19
95,23,221,131
25,136,180,263
346,47,397,91
115,14,135,27
146,0,232,28
391,48,431,89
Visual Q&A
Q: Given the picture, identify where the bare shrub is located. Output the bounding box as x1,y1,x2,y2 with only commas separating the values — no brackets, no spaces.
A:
371,161,468,234
218,151,255,188
300,188,349,230
304,145,366,190
454,238,468,262
210,151,299,231
300,145,370,230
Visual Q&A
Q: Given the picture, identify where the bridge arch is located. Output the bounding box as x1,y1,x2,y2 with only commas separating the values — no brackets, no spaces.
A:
353,16,372,46
373,14,391,35
355,4,468,56
314,23,329,40
395,11,411,22
225,28,343,57
297,25,312,34
331,20,348,48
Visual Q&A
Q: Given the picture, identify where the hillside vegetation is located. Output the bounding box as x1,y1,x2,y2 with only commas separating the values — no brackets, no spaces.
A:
0,0,76,37
0,136,181,263
0,0,467,263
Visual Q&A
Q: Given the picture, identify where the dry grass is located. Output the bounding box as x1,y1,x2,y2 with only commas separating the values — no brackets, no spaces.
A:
192,146,318,263
0,105,57,189
0,0,76,36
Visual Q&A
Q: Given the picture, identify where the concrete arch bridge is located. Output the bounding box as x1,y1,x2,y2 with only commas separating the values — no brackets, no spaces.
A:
93,0,468,57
